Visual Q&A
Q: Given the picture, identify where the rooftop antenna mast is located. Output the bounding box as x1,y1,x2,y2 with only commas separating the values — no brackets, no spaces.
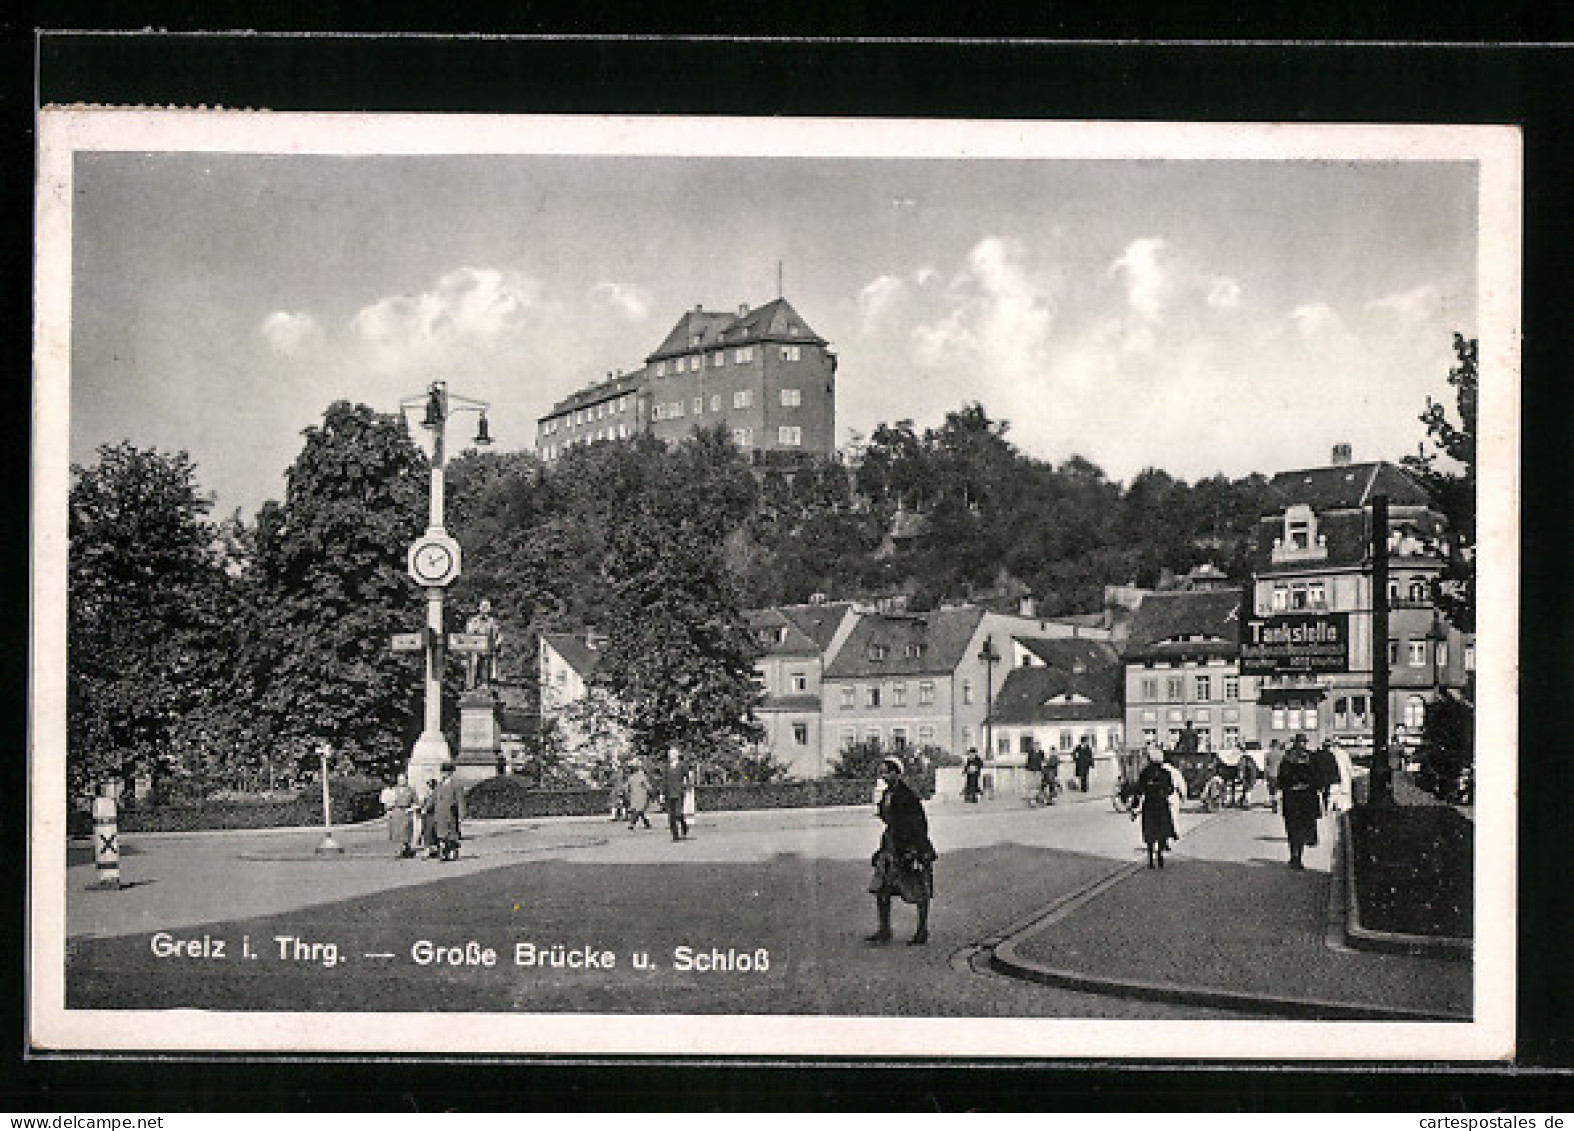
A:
777,260,783,299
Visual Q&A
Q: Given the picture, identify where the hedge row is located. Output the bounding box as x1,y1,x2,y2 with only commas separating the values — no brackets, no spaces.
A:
81,780,386,834
462,775,878,820
70,775,884,834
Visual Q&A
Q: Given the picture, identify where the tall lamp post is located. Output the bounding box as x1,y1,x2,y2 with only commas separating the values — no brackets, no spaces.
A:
399,381,492,793
978,635,1000,763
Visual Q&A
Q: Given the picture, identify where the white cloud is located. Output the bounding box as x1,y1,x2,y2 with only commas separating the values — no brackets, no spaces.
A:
1366,282,1442,325
857,274,907,329
910,237,1057,380
347,267,551,373
588,281,652,321
258,311,323,356
1288,302,1345,337
1109,237,1171,320
1207,277,1243,309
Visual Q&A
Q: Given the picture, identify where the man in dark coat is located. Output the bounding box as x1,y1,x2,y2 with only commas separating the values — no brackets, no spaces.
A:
1310,739,1342,814
662,746,691,841
1278,735,1321,869
962,748,984,803
867,756,938,945
431,763,465,861
1073,738,1095,793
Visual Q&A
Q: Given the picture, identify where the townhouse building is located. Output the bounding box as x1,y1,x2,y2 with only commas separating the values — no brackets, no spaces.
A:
990,637,1125,792
745,601,858,778
537,297,837,467
819,605,1115,767
1123,588,1258,755
537,632,629,773
1247,451,1473,752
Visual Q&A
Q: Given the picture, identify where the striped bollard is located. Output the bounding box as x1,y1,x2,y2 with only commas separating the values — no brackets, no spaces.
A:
91,790,121,890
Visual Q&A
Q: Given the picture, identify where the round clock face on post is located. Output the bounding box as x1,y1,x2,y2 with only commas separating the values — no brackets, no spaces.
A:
407,532,462,587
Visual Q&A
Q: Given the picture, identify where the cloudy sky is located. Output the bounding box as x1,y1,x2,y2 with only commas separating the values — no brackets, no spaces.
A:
64,132,1482,520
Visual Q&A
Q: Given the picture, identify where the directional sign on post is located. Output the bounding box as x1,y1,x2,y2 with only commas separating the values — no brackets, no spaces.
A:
447,633,492,653
390,633,425,652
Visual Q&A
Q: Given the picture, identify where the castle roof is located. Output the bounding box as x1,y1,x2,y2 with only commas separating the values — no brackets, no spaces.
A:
646,297,826,362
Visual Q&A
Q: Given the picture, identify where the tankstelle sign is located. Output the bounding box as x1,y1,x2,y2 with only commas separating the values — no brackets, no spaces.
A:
1239,613,1350,674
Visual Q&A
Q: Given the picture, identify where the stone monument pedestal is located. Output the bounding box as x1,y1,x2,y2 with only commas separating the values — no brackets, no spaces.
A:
456,690,503,787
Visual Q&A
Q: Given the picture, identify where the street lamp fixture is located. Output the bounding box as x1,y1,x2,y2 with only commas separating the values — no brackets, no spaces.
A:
398,381,494,793
977,635,1000,762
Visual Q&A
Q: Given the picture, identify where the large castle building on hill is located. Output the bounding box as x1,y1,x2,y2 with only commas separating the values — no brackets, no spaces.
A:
535,297,837,467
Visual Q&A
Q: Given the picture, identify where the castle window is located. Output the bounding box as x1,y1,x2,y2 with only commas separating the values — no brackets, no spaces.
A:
712,351,725,367
710,394,721,412
781,345,802,362
733,390,753,409
734,346,754,364
780,388,802,407
778,426,803,446
693,397,704,414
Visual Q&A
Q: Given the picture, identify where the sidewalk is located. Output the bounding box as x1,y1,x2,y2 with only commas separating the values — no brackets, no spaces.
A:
990,802,1472,1021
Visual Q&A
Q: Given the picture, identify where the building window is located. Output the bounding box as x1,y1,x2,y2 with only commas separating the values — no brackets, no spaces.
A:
1141,677,1158,700
1408,640,1427,667
733,390,752,409
1223,675,1239,700
1167,708,1183,722
1196,708,1212,724
892,683,907,707
962,680,973,705
1272,708,1286,731
1223,724,1240,746
1141,709,1157,723
1464,642,1475,671
1290,586,1309,610
1272,587,1288,612
1286,707,1303,732
652,404,664,421
867,687,881,708
1388,639,1400,666
780,387,802,407
670,401,685,419
1436,641,1448,668
1195,675,1211,701
918,725,935,744
1388,580,1401,603
839,687,854,710
710,394,721,412
732,428,753,446
841,726,856,749
1308,582,1326,608
918,682,934,706
734,346,754,364
1404,696,1426,730
1409,579,1428,603
865,726,882,743
781,345,802,362
905,643,925,659
779,426,803,446
1166,676,1183,700
793,723,809,746
791,671,807,693
693,397,704,414
712,351,725,367
1058,731,1073,751
892,728,908,751
1142,726,1159,744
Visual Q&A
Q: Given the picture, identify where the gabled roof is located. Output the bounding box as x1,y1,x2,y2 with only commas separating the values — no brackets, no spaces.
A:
823,606,986,679
992,664,1123,724
1265,461,1431,512
777,602,854,652
542,371,643,419
540,633,605,679
745,608,823,657
1016,636,1122,673
645,297,826,362
1125,590,1242,662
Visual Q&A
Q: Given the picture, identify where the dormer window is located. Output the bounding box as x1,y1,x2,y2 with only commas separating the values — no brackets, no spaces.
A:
1286,504,1314,550
868,644,888,661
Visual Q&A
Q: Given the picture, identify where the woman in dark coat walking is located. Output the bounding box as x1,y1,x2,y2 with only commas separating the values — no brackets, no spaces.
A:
1137,744,1178,868
867,756,938,945
1277,735,1321,869
431,764,465,861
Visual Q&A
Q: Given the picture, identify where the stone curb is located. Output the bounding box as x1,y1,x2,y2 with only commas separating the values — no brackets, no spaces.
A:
1339,811,1473,959
988,817,1470,1023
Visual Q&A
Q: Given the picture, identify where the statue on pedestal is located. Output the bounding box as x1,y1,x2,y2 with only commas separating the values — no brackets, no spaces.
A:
464,599,502,691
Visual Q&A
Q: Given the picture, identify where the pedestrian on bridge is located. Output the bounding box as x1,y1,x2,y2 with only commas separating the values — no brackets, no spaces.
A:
867,756,938,945
1137,744,1178,869
1278,735,1321,869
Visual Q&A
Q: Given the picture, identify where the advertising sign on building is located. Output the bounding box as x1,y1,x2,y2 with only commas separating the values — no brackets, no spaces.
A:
1240,613,1350,675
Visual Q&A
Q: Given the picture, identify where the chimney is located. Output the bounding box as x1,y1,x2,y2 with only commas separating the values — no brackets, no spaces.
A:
738,302,750,316
1019,596,1037,617
694,303,704,313
1331,442,1353,466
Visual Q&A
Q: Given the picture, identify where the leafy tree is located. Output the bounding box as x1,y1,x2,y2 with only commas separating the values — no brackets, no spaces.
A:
1403,333,1477,632
67,443,238,797
249,402,429,779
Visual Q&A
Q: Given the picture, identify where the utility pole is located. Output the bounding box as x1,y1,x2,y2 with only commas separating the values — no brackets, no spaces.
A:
1369,493,1392,805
